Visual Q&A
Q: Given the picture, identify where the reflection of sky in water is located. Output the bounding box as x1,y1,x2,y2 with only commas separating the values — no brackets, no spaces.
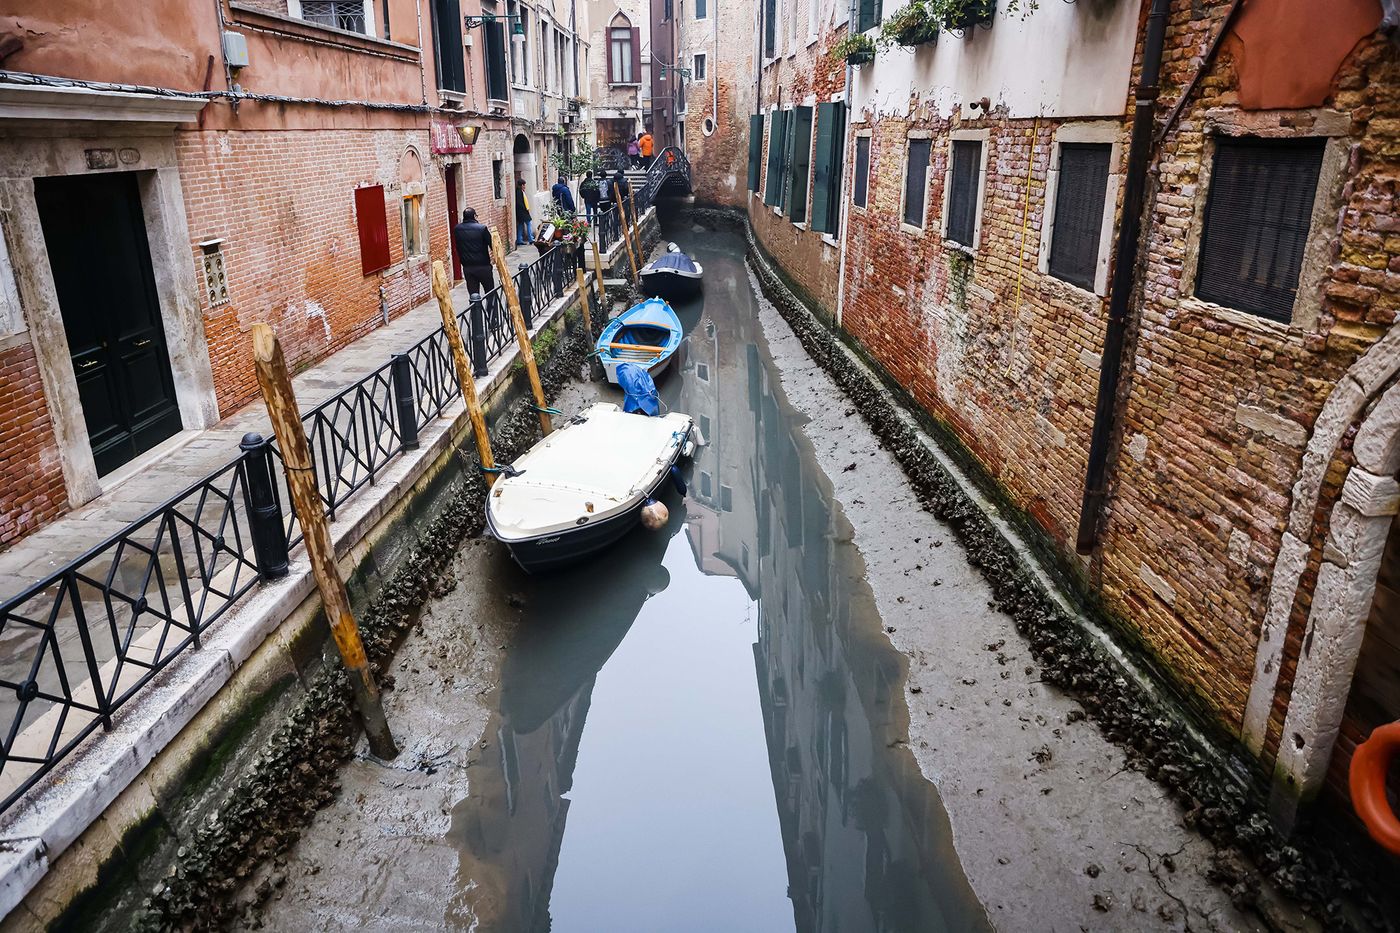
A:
449,224,989,933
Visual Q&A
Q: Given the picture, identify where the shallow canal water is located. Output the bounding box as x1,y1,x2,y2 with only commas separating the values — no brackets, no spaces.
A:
448,225,991,932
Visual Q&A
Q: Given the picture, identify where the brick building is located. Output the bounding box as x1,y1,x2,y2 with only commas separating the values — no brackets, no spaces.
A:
0,0,584,546
724,0,1400,827
584,0,683,156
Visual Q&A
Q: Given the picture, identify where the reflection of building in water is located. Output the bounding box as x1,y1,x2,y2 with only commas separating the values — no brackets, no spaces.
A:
681,289,986,932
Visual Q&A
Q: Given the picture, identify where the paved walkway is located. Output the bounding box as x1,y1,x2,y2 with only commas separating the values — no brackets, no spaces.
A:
0,247,542,602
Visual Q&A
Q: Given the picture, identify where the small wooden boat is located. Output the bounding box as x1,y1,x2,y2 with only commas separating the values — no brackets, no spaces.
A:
595,297,682,385
486,403,696,573
639,243,704,300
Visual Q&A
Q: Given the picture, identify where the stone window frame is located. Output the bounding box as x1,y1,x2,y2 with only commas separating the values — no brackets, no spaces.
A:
899,129,935,238
820,91,848,249
790,94,820,232
1036,122,1121,298
286,0,378,39
940,128,990,254
849,127,873,217
1177,108,1351,337
772,104,794,217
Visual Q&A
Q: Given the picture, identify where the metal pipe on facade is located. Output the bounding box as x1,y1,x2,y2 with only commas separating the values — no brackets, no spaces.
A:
1074,0,1171,555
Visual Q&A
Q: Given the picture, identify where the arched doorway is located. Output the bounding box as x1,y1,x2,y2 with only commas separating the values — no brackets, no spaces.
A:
512,133,535,244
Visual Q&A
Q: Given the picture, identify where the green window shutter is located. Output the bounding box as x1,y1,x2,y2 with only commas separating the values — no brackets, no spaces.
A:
764,111,788,206
779,110,796,212
747,114,764,192
788,106,814,222
825,105,847,234
811,102,836,232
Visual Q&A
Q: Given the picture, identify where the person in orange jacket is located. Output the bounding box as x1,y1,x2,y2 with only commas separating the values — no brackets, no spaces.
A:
639,130,654,167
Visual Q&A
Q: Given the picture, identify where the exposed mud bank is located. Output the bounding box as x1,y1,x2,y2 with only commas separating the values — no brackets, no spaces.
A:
672,205,1392,933
126,310,600,932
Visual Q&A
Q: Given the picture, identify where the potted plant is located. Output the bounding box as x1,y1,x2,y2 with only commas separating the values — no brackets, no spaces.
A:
880,1,939,48
938,0,996,31
830,33,877,65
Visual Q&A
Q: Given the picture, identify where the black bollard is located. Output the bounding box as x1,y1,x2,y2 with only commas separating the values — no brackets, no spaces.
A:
239,432,290,580
390,353,419,450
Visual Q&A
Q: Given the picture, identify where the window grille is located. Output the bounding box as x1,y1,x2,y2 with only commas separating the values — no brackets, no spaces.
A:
853,136,870,208
301,0,367,34
904,138,931,228
1048,143,1111,290
1196,136,1325,323
947,139,982,247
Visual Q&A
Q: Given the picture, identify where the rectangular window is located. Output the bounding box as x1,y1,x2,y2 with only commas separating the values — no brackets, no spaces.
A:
1048,143,1112,290
856,0,881,32
354,185,390,276
401,195,425,257
748,113,765,192
432,0,466,93
763,0,777,57
788,106,814,223
696,0,707,18
947,139,982,247
811,101,846,235
694,53,707,80
484,19,509,101
1196,136,1326,323
609,27,636,83
853,136,870,208
492,158,505,200
765,110,790,206
903,137,932,228
301,0,368,34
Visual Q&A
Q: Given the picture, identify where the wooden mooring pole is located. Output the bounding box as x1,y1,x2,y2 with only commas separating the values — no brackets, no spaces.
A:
490,233,553,436
613,181,640,284
250,323,399,760
627,186,645,269
574,262,593,337
431,260,496,485
591,236,607,310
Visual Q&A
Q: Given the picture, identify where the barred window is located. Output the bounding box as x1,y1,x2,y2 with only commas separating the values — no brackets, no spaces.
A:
300,0,367,33
1196,136,1325,323
947,139,982,247
1048,143,1111,290
853,136,870,208
904,138,932,228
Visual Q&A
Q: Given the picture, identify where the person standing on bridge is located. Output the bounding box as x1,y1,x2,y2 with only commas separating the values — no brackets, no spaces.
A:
514,178,534,246
627,135,641,169
639,130,654,168
452,208,494,298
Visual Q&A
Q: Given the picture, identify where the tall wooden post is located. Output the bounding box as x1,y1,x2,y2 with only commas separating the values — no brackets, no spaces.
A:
431,261,496,486
613,182,640,284
490,232,553,436
574,263,594,337
627,186,645,269
250,324,399,760
591,236,607,310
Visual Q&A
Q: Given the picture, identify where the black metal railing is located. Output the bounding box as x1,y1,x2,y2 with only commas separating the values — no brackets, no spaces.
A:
594,146,628,172
0,233,626,815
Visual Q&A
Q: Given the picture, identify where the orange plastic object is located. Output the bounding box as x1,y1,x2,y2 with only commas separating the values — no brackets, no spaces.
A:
1349,720,1400,856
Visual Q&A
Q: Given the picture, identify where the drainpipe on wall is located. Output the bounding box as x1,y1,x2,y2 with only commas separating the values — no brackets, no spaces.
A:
414,0,428,106
834,0,858,328
1074,0,1172,556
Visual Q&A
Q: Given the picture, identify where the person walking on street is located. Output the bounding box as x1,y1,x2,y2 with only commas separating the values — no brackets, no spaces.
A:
639,130,654,167
514,178,533,245
452,208,494,297
551,175,576,213
581,170,601,224
626,135,641,169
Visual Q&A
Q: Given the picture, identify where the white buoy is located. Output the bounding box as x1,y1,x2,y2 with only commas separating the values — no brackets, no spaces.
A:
640,500,669,530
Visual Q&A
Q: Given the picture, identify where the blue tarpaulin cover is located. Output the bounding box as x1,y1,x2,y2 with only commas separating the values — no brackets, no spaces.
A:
617,363,660,416
650,251,699,274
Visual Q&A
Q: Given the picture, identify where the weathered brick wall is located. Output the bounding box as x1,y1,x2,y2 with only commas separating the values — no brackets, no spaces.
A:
682,61,750,207
176,127,451,414
747,20,849,317
0,340,67,546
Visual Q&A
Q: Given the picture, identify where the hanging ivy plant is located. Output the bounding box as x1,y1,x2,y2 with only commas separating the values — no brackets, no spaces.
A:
879,1,939,49
830,33,878,65
937,0,997,30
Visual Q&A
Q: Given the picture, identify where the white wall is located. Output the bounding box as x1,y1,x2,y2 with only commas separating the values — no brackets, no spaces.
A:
855,0,1141,120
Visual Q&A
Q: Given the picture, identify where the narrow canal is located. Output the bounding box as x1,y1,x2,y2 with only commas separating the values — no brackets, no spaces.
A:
445,223,987,932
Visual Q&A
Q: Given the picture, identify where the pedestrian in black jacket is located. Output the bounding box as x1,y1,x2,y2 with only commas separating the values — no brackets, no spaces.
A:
452,208,494,296
551,175,576,213
580,170,602,224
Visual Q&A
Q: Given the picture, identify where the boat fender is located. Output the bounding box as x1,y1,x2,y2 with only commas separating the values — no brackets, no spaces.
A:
640,498,669,530
669,465,687,495
1350,720,1400,856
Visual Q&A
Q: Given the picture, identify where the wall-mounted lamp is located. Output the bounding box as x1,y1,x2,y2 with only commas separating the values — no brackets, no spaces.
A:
463,13,525,37
458,125,482,147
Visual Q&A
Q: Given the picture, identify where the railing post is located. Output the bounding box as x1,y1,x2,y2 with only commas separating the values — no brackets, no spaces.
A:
517,267,535,328
390,353,419,451
467,293,490,377
239,432,290,580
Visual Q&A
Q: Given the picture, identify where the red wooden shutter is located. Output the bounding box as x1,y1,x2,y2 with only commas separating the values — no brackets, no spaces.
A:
354,185,390,276
630,27,641,85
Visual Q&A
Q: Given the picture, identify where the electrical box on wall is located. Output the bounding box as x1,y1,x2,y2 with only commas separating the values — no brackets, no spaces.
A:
222,31,249,69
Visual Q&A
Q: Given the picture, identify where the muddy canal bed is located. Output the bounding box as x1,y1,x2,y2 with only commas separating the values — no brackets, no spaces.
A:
243,223,1290,932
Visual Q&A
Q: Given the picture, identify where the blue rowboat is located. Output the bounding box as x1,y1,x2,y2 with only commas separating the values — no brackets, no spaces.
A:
595,297,683,385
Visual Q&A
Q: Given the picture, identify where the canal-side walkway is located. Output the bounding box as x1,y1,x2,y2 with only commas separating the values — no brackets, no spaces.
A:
0,247,539,601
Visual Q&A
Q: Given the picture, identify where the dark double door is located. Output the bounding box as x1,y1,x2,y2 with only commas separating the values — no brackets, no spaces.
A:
36,172,182,477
